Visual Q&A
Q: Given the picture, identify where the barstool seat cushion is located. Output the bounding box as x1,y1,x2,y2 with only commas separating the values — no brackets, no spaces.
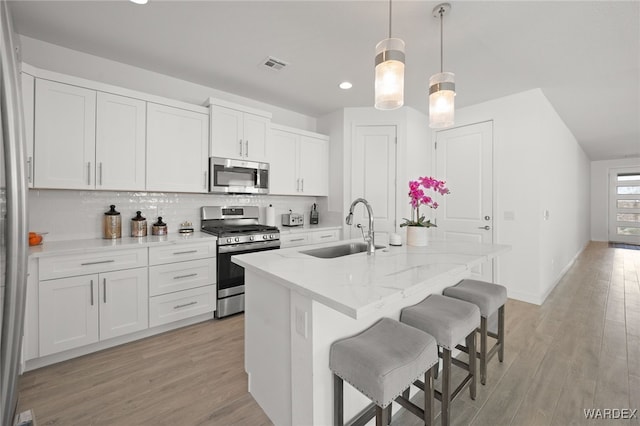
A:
400,294,480,350
329,317,438,408
443,279,507,317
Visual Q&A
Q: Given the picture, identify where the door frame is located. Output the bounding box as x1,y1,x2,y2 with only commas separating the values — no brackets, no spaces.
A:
608,166,640,244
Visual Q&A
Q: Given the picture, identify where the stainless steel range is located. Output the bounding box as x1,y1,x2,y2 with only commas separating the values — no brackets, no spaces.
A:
201,206,280,318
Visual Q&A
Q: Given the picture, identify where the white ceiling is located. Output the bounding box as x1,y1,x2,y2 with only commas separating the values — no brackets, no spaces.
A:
8,0,640,161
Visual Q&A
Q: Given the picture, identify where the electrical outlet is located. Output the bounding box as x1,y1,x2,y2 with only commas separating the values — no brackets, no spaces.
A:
295,308,308,339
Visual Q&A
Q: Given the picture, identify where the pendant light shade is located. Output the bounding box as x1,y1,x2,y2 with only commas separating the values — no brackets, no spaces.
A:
375,38,405,110
429,3,455,128
374,0,405,110
429,71,455,128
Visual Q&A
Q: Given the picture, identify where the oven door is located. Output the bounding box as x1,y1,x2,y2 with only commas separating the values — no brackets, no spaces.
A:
217,239,280,298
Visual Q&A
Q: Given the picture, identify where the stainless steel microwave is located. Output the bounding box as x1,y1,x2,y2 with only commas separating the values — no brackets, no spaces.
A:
209,157,269,194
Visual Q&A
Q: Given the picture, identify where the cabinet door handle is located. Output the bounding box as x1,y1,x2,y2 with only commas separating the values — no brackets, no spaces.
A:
290,238,305,242
245,140,249,157
90,279,94,306
174,273,198,280
239,139,243,156
87,162,91,186
81,259,115,266
27,156,32,183
99,162,103,186
103,278,107,303
173,250,198,255
301,178,304,192
296,178,300,192
174,301,197,310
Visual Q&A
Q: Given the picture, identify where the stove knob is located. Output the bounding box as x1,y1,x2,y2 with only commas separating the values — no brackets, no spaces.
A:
234,237,240,242
226,238,232,244
263,235,268,240
269,234,275,239
249,235,255,241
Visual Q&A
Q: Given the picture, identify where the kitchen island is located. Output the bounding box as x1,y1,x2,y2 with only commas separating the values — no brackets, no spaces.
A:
232,239,510,426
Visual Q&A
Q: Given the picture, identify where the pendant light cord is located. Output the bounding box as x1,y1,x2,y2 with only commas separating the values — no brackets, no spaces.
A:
439,6,444,73
388,0,392,39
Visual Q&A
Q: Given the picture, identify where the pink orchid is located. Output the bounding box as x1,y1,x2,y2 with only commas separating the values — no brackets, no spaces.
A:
401,176,450,228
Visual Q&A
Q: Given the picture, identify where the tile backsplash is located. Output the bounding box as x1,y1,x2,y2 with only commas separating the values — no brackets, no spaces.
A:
29,189,332,241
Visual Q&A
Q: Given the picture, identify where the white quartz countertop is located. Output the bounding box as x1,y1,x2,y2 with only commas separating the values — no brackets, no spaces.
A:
233,238,510,319
29,232,217,258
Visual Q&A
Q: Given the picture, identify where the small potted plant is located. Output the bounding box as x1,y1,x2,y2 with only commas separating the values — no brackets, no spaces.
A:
400,176,449,246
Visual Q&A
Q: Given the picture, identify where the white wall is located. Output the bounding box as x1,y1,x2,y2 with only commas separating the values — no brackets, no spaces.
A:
591,157,640,241
28,189,320,242
455,89,591,304
19,36,317,131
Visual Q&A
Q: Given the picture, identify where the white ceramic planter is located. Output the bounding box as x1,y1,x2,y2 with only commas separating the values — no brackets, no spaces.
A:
406,226,429,246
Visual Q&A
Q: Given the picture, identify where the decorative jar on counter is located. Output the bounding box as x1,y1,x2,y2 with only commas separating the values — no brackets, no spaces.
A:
131,211,147,237
152,217,167,236
103,205,121,239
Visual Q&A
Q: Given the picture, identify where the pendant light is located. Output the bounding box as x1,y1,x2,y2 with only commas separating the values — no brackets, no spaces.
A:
374,0,405,110
429,3,455,128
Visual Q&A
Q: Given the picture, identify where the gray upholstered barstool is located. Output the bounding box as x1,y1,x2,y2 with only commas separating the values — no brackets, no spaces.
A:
400,294,480,426
330,317,439,426
443,279,507,385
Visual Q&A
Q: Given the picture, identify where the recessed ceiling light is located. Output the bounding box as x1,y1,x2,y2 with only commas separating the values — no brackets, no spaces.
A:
339,82,353,90
130,0,148,4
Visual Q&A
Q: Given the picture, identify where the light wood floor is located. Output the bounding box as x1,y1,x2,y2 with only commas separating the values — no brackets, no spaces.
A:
17,241,640,425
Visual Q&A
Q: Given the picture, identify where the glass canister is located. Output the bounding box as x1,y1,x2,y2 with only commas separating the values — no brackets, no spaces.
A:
152,217,167,236
103,205,121,239
131,211,147,237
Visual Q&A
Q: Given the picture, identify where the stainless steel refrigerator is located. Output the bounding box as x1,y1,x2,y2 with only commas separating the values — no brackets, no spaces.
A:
0,0,29,424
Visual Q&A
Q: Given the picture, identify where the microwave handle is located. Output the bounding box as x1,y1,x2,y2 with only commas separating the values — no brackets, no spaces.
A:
204,171,208,190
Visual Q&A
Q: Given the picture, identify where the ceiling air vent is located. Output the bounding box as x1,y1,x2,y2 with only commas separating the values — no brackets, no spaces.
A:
261,56,289,71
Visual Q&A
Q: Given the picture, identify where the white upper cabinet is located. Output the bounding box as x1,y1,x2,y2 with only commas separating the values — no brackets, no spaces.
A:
268,125,329,196
95,92,146,191
208,99,271,162
34,79,96,189
146,103,209,193
21,72,35,188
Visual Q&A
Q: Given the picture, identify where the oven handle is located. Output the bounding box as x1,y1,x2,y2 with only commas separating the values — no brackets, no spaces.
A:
218,240,281,254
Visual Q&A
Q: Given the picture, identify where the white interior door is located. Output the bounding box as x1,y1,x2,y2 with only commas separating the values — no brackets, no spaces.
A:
351,125,396,241
609,167,640,244
435,121,494,281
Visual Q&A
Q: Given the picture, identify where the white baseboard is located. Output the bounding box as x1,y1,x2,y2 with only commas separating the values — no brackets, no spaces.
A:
538,241,589,305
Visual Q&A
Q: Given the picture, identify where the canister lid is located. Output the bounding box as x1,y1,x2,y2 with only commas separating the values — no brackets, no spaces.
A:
132,211,146,221
105,205,120,216
154,217,166,226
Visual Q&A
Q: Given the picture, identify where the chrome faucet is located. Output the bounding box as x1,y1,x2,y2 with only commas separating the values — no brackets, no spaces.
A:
346,198,375,255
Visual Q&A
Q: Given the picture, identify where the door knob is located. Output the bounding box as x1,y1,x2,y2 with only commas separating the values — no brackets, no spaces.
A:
478,225,491,230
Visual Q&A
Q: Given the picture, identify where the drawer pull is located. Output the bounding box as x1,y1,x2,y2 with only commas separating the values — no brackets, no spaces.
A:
174,301,197,310
290,238,305,242
81,259,115,266
320,235,333,239
173,273,198,280
173,250,198,255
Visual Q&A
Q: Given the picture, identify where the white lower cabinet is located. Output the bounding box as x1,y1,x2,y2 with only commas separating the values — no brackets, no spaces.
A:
280,229,340,248
38,267,148,356
148,244,216,327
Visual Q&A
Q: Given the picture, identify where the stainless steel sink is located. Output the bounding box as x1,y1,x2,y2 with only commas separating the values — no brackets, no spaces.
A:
301,242,386,259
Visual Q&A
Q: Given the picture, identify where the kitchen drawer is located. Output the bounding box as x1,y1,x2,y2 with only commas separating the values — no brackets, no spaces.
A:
149,241,216,265
280,233,309,248
39,248,148,280
309,229,339,244
149,285,215,327
149,258,216,296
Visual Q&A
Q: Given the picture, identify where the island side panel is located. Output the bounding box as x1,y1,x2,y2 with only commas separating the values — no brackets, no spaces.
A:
244,269,292,426
290,291,314,425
